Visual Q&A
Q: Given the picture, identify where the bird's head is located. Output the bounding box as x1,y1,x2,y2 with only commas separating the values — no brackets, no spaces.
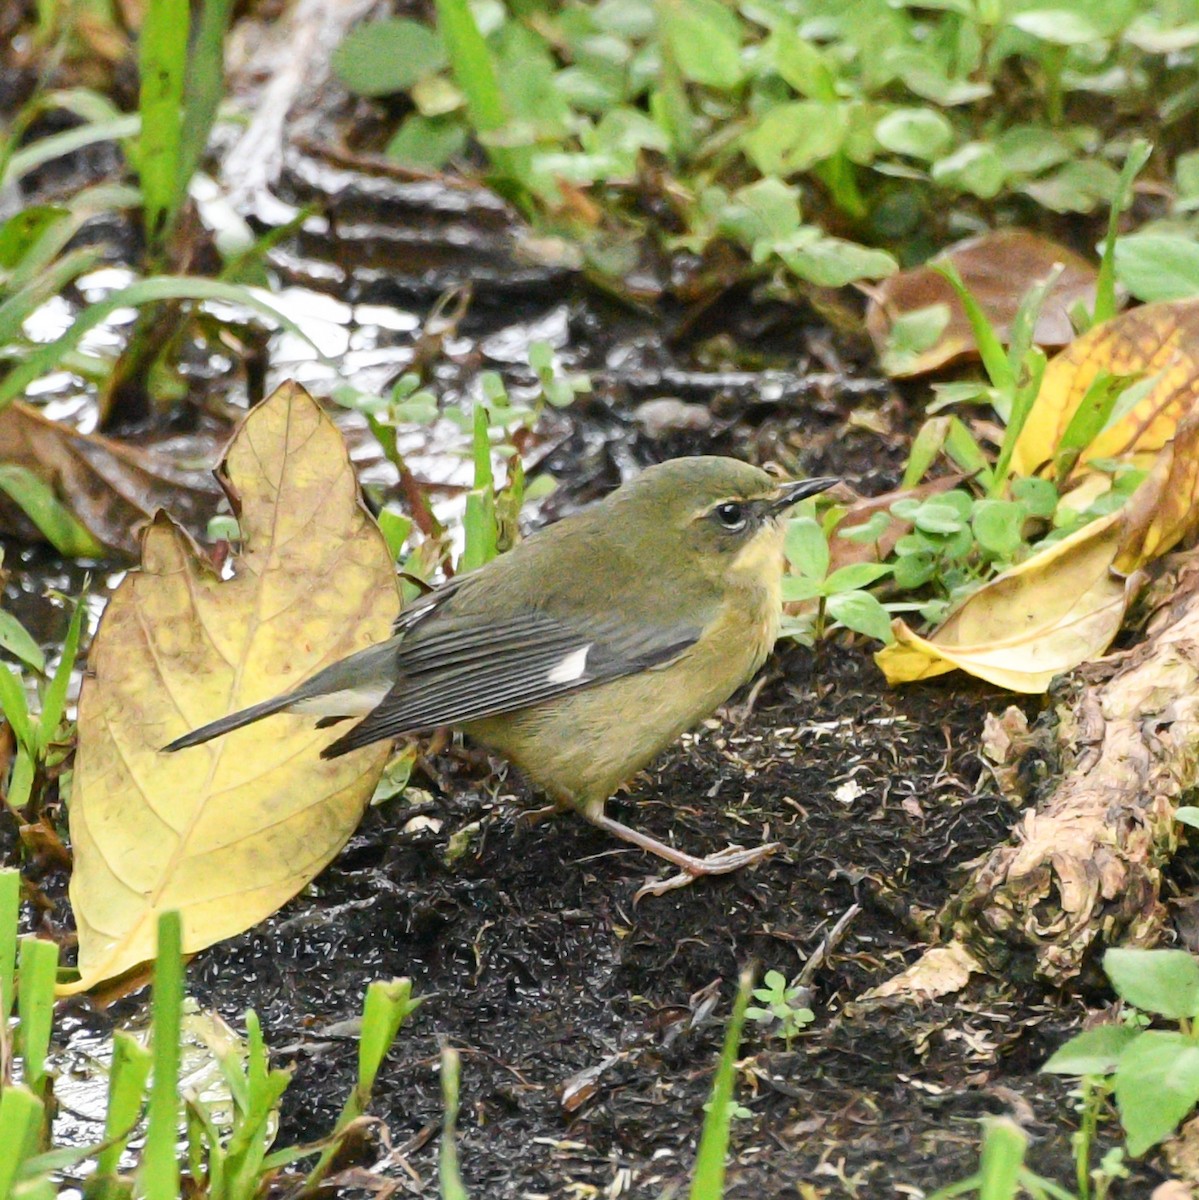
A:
612,456,838,591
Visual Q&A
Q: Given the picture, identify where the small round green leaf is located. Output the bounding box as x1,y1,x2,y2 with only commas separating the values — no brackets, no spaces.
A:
784,516,829,579
1104,948,1199,1019
1011,476,1059,520
827,591,895,643
912,502,965,535
332,19,447,96
972,499,1025,558
874,108,953,160
893,551,936,590
386,115,467,170
838,512,891,543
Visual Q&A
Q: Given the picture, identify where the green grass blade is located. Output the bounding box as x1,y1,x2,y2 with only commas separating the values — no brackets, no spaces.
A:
0,246,104,347
689,969,753,1200
17,936,60,1095
39,590,86,745
991,348,1046,492
177,0,235,194
461,492,497,572
439,1045,469,1200
0,116,141,190
461,408,498,571
945,417,995,492
0,868,20,1021
358,978,419,1095
902,417,950,488
0,662,33,747
976,1117,1027,1200
933,262,1014,398
1055,371,1127,457
138,0,190,248
0,276,331,411
0,1086,45,1191
433,0,504,134
141,911,184,1200
0,466,107,559
305,978,419,1190
15,1179,57,1200
1093,139,1152,327
6,185,141,295
1005,266,1061,378
6,751,36,812
0,611,46,675
93,1031,153,1180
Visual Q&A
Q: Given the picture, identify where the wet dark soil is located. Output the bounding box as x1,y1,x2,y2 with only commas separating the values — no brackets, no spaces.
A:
110,646,1152,1197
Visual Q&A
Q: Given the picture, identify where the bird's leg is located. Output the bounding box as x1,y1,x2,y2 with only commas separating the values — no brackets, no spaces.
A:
579,804,779,898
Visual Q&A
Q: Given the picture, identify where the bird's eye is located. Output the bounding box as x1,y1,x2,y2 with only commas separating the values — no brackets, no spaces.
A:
714,502,747,531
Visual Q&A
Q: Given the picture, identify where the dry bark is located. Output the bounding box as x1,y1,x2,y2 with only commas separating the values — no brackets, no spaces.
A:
942,558,1199,987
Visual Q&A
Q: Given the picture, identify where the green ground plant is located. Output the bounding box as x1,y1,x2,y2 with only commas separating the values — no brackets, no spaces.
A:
333,1,1199,297
781,511,894,644
928,1117,1079,1200
0,595,84,816
744,968,814,1051
1043,947,1199,1162
780,144,1156,645
0,0,317,436
332,340,580,577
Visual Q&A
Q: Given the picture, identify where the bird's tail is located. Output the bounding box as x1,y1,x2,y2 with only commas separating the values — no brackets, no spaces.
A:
161,693,298,751
161,640,401,754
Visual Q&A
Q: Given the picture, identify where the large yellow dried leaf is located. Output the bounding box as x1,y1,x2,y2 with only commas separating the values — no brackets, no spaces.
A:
1010,299,1199,477
876,513,1132,693
878,406,1199,693
63,382,399,993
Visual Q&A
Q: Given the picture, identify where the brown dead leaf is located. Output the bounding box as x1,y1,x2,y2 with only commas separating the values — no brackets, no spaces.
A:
867,229,1098,378
0,402,222,558
858,941,982,1003
1116,406,1199,573
1011,299,1199,477
63,382,398,993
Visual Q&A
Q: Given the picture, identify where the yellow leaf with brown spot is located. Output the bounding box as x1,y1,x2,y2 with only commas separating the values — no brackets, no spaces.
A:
1010,299,1199,477
876,513,1135,693
63,382,399,993
1115,407,1199,573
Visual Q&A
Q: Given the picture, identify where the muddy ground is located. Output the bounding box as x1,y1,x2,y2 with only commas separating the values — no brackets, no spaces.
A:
43,637,1167,1197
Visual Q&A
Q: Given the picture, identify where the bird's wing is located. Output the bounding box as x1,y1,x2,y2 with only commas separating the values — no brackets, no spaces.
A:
320,606,701,757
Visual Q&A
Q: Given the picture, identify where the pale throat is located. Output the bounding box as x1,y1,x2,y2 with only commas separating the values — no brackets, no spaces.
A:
726,521,787,643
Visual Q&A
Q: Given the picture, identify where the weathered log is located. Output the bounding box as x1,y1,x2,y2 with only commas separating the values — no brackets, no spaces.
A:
944,559,1199,987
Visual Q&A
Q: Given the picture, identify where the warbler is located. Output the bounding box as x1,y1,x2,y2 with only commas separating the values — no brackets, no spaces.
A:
165,457,837,893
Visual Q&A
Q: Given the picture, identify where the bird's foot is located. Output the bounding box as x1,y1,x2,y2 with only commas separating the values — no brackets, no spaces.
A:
580,805,778,899
633,841,780,901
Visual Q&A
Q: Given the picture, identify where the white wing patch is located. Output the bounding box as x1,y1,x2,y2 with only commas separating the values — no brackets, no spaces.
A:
291,684,390,717
546,644,591,685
